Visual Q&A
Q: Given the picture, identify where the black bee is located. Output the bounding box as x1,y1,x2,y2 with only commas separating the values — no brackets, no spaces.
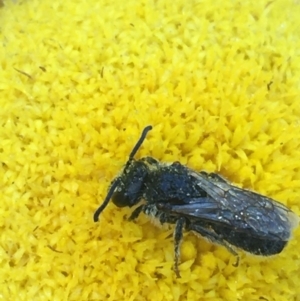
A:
94,126,299,277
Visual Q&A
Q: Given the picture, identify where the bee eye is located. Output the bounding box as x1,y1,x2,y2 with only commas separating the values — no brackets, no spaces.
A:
112,191,130,207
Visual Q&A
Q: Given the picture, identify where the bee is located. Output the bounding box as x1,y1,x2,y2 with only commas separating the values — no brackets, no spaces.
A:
94,126,299,277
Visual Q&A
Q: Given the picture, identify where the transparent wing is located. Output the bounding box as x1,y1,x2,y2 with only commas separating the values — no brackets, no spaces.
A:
161,170,299,241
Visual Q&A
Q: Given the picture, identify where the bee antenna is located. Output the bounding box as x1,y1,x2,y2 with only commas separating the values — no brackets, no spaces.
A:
129,125,152,159
93,125,153,222
93,178,120,222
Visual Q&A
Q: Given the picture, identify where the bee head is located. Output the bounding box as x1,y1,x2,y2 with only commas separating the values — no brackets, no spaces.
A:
93,126,152,222
111,160,148,207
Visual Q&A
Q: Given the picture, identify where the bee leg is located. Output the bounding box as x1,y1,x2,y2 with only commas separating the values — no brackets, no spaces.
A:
232,255,240,267
173,217,186,278
128,205,145,220
130,204,160,221
188,224,239,266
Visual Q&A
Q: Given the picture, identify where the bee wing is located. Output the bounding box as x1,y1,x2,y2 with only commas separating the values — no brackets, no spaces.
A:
166,170,299,240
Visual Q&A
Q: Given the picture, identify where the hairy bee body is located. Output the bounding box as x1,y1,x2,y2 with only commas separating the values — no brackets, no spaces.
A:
94,126,299,277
